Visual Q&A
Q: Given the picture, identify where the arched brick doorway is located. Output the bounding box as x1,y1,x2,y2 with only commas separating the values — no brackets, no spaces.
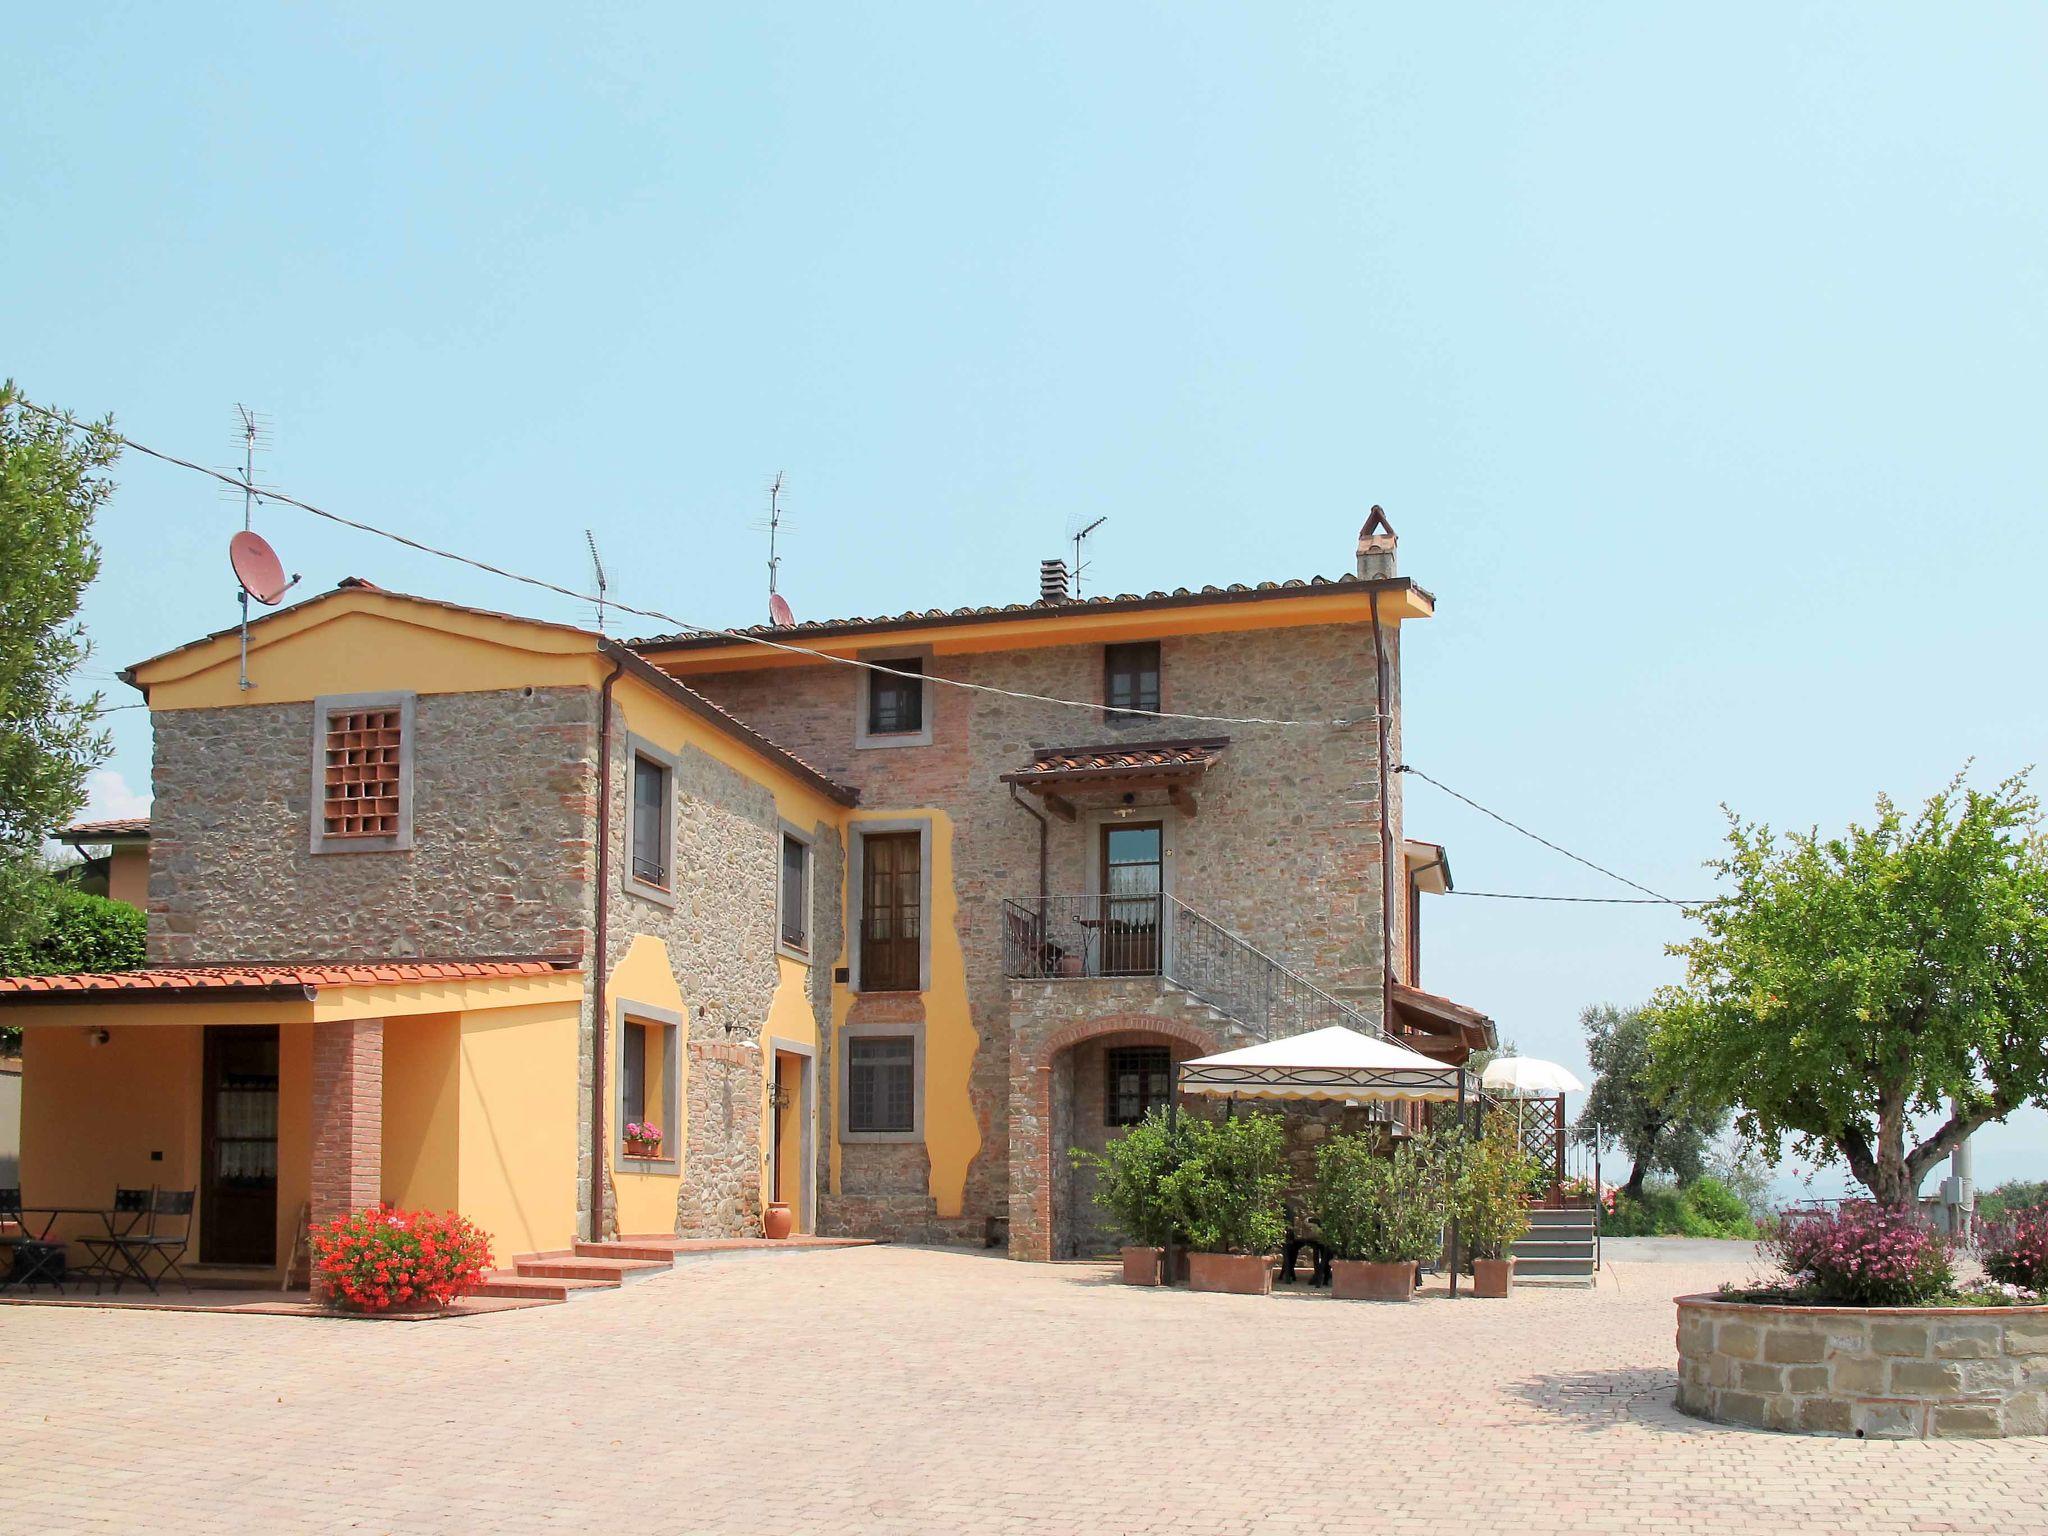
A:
1009,1012,1219,1261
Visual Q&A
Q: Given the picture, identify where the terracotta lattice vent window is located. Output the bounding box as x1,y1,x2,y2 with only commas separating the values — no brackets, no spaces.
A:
322,707,405,838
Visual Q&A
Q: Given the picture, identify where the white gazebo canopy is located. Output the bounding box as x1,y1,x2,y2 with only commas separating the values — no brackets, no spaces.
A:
1178,1025,1471,1103
1479,1056,1586,1099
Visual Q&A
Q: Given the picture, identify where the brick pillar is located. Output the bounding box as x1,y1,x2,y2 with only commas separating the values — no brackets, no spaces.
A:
311,1018,385,1247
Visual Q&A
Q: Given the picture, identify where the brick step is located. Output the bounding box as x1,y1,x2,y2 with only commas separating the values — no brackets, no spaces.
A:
471,1273,617,1303
1513,1256,1598,1277
513,1256,672,1285
1511,1239,1599,1260
573,1240,682,1262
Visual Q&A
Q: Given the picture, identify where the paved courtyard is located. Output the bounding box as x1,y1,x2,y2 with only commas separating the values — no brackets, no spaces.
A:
4,1243,2045,1534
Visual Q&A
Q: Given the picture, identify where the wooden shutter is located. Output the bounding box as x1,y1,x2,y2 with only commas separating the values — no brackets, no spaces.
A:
860,831,922,991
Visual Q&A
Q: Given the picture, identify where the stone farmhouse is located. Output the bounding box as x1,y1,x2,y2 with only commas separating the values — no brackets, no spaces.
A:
1,512,1492,1277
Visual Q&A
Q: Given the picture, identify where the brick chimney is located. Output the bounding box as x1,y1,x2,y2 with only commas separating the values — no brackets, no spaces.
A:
1356,507,1397,579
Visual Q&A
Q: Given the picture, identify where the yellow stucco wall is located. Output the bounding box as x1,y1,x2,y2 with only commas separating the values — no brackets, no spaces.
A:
107,846,149,909
17,1020,312,1281
761,955,818,1228
455,1001,581,1264
606,934,688,1238
828,809,979,1221
381,1013,460,1214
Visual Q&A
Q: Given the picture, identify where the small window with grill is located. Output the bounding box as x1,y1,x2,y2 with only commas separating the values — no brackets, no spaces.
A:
779,830,811,954
311,692,414,853
630,751,672,892
1104,642,1161,721
846,1034,917,1135
1106,1045,1171,1126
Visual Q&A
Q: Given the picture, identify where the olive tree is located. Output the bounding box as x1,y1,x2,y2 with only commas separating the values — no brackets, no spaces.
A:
1653,770,2048,1207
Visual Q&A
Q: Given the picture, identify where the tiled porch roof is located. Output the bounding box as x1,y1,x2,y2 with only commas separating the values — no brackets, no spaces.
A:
0,957,578,1004
1000,737,1229,785
1389,980,1497,1053
55,816,151,843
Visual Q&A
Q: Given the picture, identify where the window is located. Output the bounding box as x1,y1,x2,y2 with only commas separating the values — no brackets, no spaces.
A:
859,830,922,991
616,1003,681,1164
625,740,676,900
779,830,810,953
1106,1045,1171,1126
310,691,414,853
867,658,924,736
847,1036,915,1134
1104,642,1160,721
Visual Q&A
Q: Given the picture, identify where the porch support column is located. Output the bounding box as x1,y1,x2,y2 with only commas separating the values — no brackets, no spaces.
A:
1008,1050,1054,1262
311,1018,385,1245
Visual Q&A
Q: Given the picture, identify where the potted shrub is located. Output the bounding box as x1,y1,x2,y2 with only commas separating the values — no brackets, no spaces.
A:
1313,1130,1449,1300
1160,1113,1286,1295
1451,1124,1539,1298
624,1120,663,1159
311,1205,494,1314
1071,1107,1195,1284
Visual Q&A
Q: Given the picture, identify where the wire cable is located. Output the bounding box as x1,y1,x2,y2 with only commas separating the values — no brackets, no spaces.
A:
1395,762,1680,904
13,398,1369,731
1447,889,1713,906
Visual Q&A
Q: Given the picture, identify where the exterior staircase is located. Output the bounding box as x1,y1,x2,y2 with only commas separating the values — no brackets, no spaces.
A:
471,1240,678,1303
1511,1207,1598,1286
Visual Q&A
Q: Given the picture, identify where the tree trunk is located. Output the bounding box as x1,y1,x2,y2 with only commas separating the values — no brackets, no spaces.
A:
1624,1161,1648,1199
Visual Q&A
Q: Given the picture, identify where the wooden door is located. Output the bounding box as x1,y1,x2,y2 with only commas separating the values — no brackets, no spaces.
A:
1099,822,1164,975
860,831,922,991
201,1025,279,1266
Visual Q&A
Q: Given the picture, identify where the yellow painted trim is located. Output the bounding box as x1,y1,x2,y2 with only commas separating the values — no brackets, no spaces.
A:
647,586,1435,676
3,970,585,1030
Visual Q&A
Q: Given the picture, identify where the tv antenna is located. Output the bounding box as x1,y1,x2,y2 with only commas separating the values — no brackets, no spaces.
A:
224,405,297,689
1067,515,1107,597
752,471,795,626
585,529,609,633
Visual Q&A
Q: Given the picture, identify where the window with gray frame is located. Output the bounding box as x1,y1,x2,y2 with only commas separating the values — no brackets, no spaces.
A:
866,658,925,735
847,1035,915,1134
780,831,809,951
630,751,671,890
1104,641,1161,720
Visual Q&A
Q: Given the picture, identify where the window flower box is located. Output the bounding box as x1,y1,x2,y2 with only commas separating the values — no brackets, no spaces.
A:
624,1121,663,1159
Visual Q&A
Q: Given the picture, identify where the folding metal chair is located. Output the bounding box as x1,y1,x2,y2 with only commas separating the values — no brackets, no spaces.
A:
93,1188,197,1295
0,1188,65,1293
75,1186,154,1292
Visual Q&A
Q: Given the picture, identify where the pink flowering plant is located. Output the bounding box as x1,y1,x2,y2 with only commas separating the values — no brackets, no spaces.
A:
624,1120,662,1148
1763,1202,1954,1306
1979,1203,2048,1294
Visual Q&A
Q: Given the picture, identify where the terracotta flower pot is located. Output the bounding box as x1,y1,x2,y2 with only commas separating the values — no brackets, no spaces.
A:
1472,1257,1515,1298
1330,1258,1416,1301
763,1202,794,1240
624,1138,661,1159
1121,1245,1163,1286
1187,1252,1274,1296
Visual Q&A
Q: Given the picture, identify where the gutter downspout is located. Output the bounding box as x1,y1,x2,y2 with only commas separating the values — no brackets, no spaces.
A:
590,654,625,1241
1008,782,1050,914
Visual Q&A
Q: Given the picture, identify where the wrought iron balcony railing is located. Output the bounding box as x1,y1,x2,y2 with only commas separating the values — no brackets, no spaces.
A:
1001,892,1380,1043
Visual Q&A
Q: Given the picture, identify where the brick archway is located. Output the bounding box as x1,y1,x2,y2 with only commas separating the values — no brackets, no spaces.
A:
1009,1012,1221,1262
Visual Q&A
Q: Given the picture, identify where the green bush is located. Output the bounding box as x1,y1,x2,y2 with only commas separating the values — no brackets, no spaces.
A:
1977,1180,2048,1225
1602,1177,1759,1238
1070,1108,1196,1247
1449,1123,1540,1261
1159,1112,1288,1256
0,885,144,975
1312,1131,1449,1263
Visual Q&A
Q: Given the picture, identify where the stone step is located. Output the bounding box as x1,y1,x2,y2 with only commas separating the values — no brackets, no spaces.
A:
1513,1256,1598,1277
472,1272,617,1303
574,1240,681,1262
513,1255,672,1285
1512,1239,1598,1260
1527,1207,1598,1225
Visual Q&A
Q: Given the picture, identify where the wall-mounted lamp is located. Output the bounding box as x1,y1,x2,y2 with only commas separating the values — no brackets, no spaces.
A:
88,1027,111,1047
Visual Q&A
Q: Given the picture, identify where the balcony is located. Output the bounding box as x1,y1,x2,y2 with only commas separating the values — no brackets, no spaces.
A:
1000,893,1374,1043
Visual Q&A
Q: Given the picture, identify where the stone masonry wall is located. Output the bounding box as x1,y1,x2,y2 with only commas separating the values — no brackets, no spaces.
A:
1676,1295,2048,1438
149,688,598,965
600,698,840,1240
690,621,1395,1245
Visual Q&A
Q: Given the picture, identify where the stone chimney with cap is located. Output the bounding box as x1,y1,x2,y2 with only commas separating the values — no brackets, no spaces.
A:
1356,507,1397,579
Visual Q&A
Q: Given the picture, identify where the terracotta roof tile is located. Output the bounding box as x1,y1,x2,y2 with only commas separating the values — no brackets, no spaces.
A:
56,817,151,841
628,573,1428,652
1000,737,1229,784
0,957,578,1002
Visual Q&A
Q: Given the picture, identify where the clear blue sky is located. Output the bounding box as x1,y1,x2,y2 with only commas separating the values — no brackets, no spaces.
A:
7,6,2044,1192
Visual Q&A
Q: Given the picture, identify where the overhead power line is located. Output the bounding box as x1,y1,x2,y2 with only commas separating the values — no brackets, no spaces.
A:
1448,889,1713,906
1395,762,1683,905
15,398,1366,732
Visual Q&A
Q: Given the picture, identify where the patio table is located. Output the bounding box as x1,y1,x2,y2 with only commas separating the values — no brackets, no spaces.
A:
12,1205,120,1243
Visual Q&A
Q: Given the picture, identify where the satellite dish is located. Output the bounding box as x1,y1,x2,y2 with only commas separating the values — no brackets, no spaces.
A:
768,593,795,627
230,530,295,606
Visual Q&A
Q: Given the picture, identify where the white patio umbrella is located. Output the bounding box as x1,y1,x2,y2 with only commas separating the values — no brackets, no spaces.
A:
1479,1056,1586,1099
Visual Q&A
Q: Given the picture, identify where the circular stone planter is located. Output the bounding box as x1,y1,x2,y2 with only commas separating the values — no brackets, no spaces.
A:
1675,1293,2048,1439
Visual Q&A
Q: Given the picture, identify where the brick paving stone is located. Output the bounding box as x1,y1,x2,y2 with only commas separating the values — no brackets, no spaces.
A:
3,1247,2046,1533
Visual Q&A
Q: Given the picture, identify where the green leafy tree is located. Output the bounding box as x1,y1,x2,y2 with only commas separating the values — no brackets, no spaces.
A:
1572,1002,1725,1198
0,382,116,955
1653,771,2048,1207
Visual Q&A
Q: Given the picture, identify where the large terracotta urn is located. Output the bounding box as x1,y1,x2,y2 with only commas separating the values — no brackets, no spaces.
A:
763,1202,794,1241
